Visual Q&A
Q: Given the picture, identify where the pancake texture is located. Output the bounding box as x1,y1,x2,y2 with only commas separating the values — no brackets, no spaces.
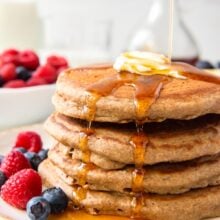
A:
48,144,220,195
45,112,220,165
39,159,220,220
59,143,125,170
53,67,220,123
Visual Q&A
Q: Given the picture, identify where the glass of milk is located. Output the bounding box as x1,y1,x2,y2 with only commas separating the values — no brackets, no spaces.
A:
0,0,42,51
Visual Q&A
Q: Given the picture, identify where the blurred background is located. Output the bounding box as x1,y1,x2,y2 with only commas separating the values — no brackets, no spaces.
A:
0,0,219,129
0,0,220,63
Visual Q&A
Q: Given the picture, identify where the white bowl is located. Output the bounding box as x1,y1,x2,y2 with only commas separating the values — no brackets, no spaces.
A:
0,84,56,130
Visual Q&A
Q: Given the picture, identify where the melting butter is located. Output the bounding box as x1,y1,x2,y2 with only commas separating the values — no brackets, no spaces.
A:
113,51,186,79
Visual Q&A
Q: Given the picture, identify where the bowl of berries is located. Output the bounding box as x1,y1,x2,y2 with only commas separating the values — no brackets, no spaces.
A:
0,49,69,129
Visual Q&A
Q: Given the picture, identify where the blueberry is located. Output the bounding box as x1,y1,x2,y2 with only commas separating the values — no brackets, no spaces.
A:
24,152,42,170
0,155,4,165
14,147,27,154
38,149,49,160
0,170,7,187
16,66,32,81
0,76,4,87
42,187,68,214
27,196,51,220
195,60,214,69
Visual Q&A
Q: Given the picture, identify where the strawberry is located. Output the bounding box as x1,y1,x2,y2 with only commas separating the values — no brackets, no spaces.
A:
18,50,39,70
32,64,57,84
1,169,42,209
3,79,26,88
46,55,68,70
14,131,42,153
0,151,31,178
0,63,16,82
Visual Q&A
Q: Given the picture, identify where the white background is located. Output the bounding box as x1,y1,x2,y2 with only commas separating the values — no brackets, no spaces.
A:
37,0,220,61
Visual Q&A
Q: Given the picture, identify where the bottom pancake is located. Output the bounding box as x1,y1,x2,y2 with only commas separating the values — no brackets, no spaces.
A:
39,159,220,220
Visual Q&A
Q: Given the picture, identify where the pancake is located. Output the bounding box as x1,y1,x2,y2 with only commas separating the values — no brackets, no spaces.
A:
45,112,220,165
59,143,125,170
53,66,220,123
47,144,220,195
39,159,220,220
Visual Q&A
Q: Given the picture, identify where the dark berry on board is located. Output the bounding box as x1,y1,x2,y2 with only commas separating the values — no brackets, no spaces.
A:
27,196,51,220
16,66,32,81
42,187,68,214
38,149,49,160
0,170,7,187
195,60,214,69
216,61,220,69
24,152,43,171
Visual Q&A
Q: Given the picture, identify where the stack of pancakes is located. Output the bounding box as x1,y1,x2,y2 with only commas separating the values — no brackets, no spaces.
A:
39,64,220,220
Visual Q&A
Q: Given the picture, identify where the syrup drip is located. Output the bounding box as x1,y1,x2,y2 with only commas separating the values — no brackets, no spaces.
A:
131,193,144,219
73,162,95,204
76,163,92,185
78,128,94,163
86,72,167,218
72,185,88,205
74,97,97,204
83,93,100,128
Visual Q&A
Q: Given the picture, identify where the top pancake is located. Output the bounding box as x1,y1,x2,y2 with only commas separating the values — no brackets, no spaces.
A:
53,65,220,123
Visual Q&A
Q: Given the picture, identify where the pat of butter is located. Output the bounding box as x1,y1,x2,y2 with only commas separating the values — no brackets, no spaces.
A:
113,51,186,79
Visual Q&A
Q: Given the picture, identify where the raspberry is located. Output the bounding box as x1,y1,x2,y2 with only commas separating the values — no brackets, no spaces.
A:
3,79,26,88
1,169,42,209
0,151,31,178
46,55,68,70
33,65,57,83
18,50,39,70
14,131,42,153
26,76,47,87
1,49,20,65
0,63,16,82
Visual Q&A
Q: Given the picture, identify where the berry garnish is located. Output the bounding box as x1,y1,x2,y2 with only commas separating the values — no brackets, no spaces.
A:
0,170,7,188
26,76,47,87
42,187,68,214
1,169,42,209
14,131,42,153
18,50,39,70
32,65,57,84
1,49,19,65
0,63,16,82
46,55,68,70
14,147,27,154
195,60,214,69
38,149,49,160
3,79,26,88
24,152,42,171
0,150,30,178
27,196,51,220
16,66,32,81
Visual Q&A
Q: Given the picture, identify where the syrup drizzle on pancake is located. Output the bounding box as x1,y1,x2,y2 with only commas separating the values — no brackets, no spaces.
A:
72,62,220,217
